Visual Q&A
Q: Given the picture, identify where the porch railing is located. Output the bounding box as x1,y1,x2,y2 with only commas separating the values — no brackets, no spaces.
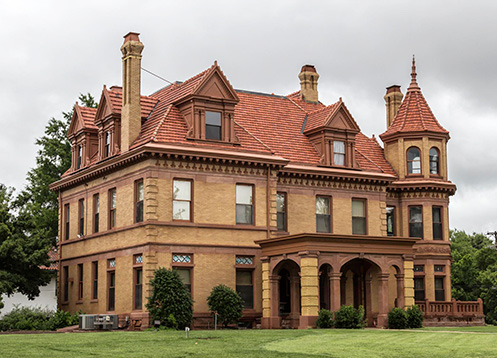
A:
416,298,484,317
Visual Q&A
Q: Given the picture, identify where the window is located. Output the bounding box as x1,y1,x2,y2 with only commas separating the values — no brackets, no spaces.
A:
429,147,440,175
407,147,421,175
78,199,84,236
333,141,345,166
105,131,111,157
236,256,254,265
414,277,425,301
92,261,98,300
108,188,116,229
236,270,254,309
134,254,143,311
64,204,70,240
175,269,191,293
205,111,222,140
434,265,445,273
107,259,116,311
276,192,287,231
173,179,192,221
172,254,192,294
172,254,192,264
352,199,367,235
77,264,83,301
435,277,445,301
432,206,443,240
236,184,254,225
316,196,331,233
93,194,99,233
414,265,424,273
135,179,144,223
63,266,69,302
77,145,82,169
409,206,423,238
386,206,395,236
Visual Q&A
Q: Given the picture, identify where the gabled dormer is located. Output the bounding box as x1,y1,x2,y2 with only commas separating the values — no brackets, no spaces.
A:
304,99,360,168
94,85,123,161
67,103,98,171
174,62,240,144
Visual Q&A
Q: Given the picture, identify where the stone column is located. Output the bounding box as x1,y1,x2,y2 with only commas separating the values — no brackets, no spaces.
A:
395,273,405,308
261,257,272,329
299,251,319,328
329,272,342,312
268,275,281,329
377,273,390,327
365,274,373,325
289,276,301,328
403,255,415,307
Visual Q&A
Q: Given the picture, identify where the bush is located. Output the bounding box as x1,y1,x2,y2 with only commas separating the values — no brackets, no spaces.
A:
145,268,193,330
0,306,79,331
334,305,365,329
388,307,408,329
207,284,244,328
316,309,334,328
406,305,423,328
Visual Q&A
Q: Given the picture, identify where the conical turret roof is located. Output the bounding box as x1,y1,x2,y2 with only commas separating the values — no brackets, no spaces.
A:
380,58,448,140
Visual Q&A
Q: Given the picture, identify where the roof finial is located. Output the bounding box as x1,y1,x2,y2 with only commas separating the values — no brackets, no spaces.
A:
409,55,420,90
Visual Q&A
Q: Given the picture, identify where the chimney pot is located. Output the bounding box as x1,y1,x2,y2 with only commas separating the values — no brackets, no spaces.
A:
299,65,319,103
123,32,141,43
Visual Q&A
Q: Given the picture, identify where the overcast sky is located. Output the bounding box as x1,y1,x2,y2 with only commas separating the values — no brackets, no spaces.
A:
1,0,496,234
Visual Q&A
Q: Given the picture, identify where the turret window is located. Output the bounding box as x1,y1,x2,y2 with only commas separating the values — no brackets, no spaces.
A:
105,132,111,157
77,145,82,169
429,147,440,175
407,147,421,175
409,206,423,238
205,111,222,140
333,141,345,166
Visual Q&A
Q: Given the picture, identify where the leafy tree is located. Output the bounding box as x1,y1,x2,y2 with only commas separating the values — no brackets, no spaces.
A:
451,229,497,324
0,94,96,311
207,284,243,328
145,268,193,330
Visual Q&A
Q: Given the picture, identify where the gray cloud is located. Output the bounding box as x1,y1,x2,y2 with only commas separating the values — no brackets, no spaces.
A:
1,0,496,233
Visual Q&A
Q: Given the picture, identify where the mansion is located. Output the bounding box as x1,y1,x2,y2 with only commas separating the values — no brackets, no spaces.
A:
50,33,483,329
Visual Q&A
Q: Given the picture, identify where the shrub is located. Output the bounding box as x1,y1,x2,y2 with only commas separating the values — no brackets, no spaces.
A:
145,268,193,330
334,305,365,329
207,284,244,328
388,307,408,329
316,309,334,328
406,305,423,328
0,306,79,331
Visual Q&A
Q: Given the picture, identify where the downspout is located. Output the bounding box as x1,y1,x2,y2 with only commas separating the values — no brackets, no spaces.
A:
266,165,271,239
57,191,62,308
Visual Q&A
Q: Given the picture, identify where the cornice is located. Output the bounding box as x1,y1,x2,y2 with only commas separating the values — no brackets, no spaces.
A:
387,179,456,195
380,130,450,143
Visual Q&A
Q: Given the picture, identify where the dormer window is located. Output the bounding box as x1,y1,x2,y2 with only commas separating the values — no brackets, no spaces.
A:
407,147,421,175
333,141,345,166
105,132,111,157
205,111,222,140
429,147,439,175
77,145,82,169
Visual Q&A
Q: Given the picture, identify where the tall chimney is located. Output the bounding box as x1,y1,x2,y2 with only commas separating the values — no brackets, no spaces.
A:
120,32,144,152
299,65,319,103
384,85,403,128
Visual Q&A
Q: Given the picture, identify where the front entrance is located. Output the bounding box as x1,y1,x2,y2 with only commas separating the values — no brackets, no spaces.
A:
274,260,301,328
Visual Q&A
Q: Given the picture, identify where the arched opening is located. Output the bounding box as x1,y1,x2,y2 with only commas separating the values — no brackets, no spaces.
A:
388,265,404,310
429,147,440,175
340,258,382,326
272,259,301,328
319,264,332,310
407,147,421,174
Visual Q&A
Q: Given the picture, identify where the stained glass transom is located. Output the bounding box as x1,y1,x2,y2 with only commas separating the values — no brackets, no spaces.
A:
109,259,116,268
172,254,191,263
135,255,143,264
236,256,253,265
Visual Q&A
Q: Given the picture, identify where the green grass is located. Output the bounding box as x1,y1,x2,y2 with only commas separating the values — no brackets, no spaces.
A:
1,328,497,357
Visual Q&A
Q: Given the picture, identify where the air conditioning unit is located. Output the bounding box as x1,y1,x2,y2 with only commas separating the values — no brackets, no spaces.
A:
79,314,96,330
93,314,119,330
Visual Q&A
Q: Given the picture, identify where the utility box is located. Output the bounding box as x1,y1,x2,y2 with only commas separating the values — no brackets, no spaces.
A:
79,314,96,330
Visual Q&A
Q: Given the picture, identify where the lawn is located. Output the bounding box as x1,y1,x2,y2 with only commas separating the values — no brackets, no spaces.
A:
1,327,497,358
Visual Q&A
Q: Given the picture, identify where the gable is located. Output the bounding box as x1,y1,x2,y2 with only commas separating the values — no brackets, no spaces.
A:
326,105,360,132
193,65,239,102
67,107,84,139
94,87,116,123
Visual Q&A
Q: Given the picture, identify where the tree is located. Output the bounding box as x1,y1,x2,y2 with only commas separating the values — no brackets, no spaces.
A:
207,284,243,328
145,268,193,330
451,229,497,324
0,94,96,311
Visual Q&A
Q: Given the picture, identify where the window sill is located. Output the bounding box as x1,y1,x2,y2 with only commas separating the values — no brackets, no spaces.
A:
90,299,99,303
76,300,83,305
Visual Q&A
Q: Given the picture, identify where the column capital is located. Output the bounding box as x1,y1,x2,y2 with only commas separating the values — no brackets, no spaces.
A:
395,273,405,280
378,273,390,281
329,272,342,280
298,250,319,259
269,275,280,283
260,256,270,263
403,254,414,261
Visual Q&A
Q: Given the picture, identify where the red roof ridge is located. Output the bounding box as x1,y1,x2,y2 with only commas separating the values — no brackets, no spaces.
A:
309,99,341,116
285,95,306,113
152,105,173,143
355,146,384,173
233,119,275,153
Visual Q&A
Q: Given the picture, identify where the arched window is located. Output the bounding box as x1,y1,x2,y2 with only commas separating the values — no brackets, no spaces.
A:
407,147,421,174
429,147,440,175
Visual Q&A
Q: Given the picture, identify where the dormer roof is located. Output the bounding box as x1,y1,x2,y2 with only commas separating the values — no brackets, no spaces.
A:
304,99,360,134
380,58,449,141
67,104,98,139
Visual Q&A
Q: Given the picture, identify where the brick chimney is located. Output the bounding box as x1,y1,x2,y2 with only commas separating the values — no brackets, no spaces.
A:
120,32,144,152
384,85,403,128
299,65,319,103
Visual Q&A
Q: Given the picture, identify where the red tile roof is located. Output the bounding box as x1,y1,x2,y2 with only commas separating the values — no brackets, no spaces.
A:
381,60,448,139
68,64,399,177
77,105,98,130
40,247,58,271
